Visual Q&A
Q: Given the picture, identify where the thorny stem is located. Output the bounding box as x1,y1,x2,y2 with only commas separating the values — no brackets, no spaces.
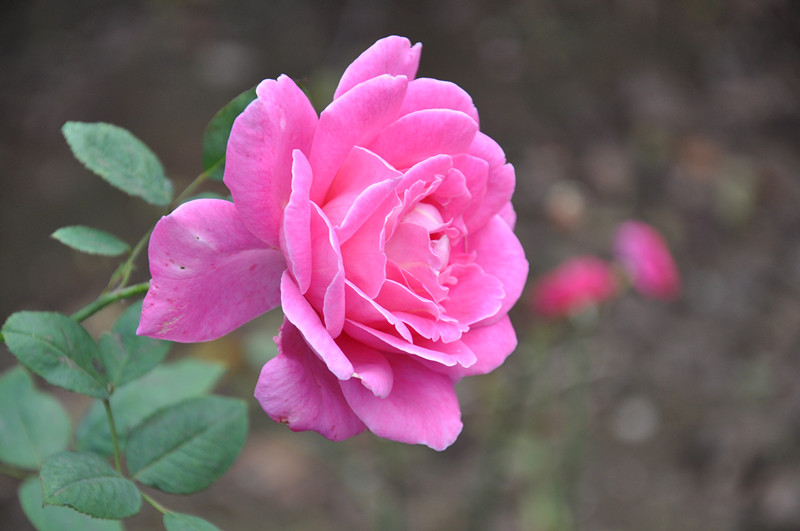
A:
103,399,122,474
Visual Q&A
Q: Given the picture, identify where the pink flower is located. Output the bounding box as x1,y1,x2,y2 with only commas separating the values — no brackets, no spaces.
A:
613,221,680,300
531,256,618,319
137,36,528,450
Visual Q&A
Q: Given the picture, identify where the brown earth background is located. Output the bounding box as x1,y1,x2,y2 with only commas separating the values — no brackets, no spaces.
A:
1,1,799,530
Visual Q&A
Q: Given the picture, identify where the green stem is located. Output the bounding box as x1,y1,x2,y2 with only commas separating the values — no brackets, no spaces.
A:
141,491,170,514
71,282,150,323
103,398,122,474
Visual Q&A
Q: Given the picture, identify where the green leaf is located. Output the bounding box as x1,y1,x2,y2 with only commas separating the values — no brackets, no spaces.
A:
2,312,108,398
19,477,124,531
98,300,170,388
127,396,247,494
51,226,130,257
75,359,225,456
0,367,71,469
202,87,257,181
164,512,223,531
62,121,173,205
40,451,141,519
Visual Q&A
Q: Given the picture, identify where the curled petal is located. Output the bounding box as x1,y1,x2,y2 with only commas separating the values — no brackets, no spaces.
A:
340,355,462,451
255,321,365,440
280,150,313,294
464,133,515,231
138,199,285,342
336,334,394,398
446,315,518,380
281,271,353,380
334,36,421,99
224,75,317,248
399,78,480,124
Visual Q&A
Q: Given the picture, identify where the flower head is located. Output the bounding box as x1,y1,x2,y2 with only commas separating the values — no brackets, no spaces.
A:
531,256,619,319
613,221,680,300
137,36,528,450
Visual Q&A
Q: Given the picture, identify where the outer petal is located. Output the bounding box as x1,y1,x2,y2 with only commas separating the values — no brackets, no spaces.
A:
224,75,318,248
367,109,479,170
464,133,515,232
399,78,480,124
310,74,408,204
138,199,285,342
255,321,365,440
445,315,518,380
340,355,462,451
334,36,421,99
462,214,529,324
281,271,354,380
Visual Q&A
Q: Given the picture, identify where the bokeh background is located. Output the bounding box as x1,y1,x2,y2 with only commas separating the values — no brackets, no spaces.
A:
2,1,799,529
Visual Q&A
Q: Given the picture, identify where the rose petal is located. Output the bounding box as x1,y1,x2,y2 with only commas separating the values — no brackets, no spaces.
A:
310,74,408,204
442,263,505,325
460,214,529,324
445,315,517,380
281,270,353,380
255,321,365,440
138,199,285,342
280,150,313,294
344,281,414,342
368,109,479,170
464,133,515,232
344,320,476,369
224,75,317,248
336,334,394,398
340,355,462,451
334,36,421,99
399,77,480,124
305,204,346,337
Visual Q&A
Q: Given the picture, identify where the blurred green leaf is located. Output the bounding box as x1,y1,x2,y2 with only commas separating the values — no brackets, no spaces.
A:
0,367,71,469
2,312,108,398
62,121,173,205
19,477,124,531
40,451,141,519
202,87,257,181
163,512,223,531
51,226,130,257
98,299,170,388
127,396,247,494
75,359,226,456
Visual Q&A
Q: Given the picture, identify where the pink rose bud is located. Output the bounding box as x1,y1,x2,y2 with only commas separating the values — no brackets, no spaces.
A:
613,221,680,300
137,36,528,450
531,256,619,319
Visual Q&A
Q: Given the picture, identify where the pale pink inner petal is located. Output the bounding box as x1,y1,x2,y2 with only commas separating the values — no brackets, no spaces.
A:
339,355,462,451
334,36,421,99
138,199,285,342
224,75,317,248
255,321,365,440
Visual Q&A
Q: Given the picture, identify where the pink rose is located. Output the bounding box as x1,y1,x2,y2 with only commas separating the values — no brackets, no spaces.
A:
137,36,528,450
613,221,680,300
531,256,618,319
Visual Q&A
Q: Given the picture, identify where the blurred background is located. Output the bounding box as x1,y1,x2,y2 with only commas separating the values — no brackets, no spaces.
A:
1,0,799,529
